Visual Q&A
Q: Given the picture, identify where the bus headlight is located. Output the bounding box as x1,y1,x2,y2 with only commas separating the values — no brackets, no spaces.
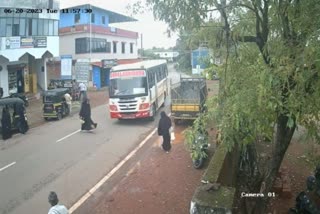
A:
139,103,150,110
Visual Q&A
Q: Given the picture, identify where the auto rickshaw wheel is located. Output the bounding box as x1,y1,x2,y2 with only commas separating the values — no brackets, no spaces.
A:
57,113,62,120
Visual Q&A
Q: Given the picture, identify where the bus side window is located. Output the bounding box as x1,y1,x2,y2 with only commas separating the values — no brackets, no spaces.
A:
148,69,155,88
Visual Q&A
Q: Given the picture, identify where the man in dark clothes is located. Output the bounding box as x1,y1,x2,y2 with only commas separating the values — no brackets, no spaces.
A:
14,104,28,134
1,106,12,140
158,111,172,153
79,98,97,131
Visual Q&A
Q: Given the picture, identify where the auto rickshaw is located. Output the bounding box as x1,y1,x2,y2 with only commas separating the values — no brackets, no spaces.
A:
0,98,29,134
42,88,70,121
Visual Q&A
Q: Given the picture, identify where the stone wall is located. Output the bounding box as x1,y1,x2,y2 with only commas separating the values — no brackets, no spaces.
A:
190,144,239,214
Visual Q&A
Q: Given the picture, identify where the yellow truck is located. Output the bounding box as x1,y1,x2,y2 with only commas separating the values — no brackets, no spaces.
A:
170,77,207,124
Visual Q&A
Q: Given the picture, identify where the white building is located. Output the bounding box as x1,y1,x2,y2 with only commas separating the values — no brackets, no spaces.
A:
59,4,139,62
154,51,179,61
0,0,60,96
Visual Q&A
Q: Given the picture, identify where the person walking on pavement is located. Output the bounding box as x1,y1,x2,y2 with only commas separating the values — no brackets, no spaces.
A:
48,191,69,214
64,92,72,114
79,98,97,131
1,106,12,140
13,103,28,134
71,80,79,101
158,111,172,153
78,82,87,102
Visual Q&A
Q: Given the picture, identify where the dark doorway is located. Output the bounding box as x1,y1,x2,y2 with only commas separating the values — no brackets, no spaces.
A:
17,70,24,93
101,69,107,87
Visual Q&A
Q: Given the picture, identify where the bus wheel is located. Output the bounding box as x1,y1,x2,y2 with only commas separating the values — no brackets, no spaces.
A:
149,104,156,121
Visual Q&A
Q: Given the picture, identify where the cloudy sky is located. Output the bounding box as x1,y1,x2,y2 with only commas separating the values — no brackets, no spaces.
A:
59,0,178,49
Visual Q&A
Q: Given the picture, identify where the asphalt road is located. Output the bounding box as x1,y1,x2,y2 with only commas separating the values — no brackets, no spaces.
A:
0,63,183,214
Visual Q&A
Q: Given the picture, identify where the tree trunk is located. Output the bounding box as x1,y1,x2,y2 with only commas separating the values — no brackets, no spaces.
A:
252,114,296,213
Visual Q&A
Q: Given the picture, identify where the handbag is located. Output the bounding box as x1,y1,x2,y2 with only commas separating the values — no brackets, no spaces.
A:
80,118,85,124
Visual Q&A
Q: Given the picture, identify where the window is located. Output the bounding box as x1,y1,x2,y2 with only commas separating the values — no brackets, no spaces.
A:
106,42,111,53
48,20,53,35
121,42,125,54
43,19,49,35
75,38,108,54
130,43,134,54
53,20,58,35
12,18,19,36
75,14,80,24
6,18,12,36
91,14,95,23
0,19,5,36
75,38,87,54
32,19,37,36
113,41,117,53
19,18,26,36
148,70,155,88
102,16,105,24
38,19,43,35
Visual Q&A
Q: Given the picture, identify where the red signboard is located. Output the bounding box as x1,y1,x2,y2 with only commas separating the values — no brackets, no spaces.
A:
110,70,146,79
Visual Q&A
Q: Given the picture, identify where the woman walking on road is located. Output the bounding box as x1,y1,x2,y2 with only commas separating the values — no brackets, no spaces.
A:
158,111,172,153
79,98,97,131
14,103,28,134
1,106,12,140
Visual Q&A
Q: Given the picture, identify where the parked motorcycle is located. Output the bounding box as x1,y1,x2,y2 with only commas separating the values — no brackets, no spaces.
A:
191,131,209,169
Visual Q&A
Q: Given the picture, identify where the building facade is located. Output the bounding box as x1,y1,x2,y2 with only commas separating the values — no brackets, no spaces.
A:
58,4,139,89
0,0,60,96
59,4,139,61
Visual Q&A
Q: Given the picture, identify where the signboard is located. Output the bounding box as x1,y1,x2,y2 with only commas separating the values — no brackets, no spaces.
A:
33,37,47,48
20,37,34,48
75,60,90,83
110,70,146,79
6,37,20,49
61,55,72,78
102,59,117,68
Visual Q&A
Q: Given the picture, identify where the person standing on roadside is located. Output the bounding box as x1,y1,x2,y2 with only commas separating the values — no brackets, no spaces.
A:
79,98,97,131
158,111,172,153
64,92,72,114
48,191,69,214
1,106,12,140
78,82,87,102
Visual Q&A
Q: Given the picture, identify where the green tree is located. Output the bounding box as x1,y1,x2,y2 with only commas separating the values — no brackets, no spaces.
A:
131,0,320,212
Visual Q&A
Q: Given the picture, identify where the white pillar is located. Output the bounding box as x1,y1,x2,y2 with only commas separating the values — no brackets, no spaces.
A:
44,58,48,91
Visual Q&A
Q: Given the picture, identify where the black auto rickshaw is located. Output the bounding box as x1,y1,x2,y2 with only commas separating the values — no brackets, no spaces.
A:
42,88,70,121
0,98,29,135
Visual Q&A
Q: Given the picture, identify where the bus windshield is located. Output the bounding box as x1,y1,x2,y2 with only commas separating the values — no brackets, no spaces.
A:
110,76,148,97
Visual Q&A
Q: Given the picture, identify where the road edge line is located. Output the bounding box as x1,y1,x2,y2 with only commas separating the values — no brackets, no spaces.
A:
69,127,157,213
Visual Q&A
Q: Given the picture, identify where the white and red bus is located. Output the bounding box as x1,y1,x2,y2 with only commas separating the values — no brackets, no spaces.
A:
109,60,168,120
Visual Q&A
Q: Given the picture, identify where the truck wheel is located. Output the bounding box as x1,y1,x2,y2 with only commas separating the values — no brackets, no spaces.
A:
57,113,62,120
149,104,156,121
